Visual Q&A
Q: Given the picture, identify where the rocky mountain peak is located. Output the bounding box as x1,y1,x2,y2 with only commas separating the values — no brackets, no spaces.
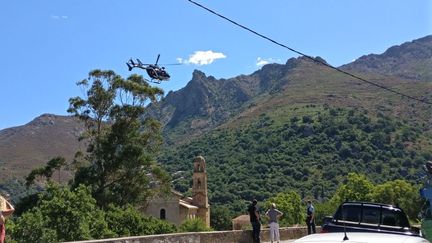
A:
191,70,208,83
381,35,432,59
342,35,432,81
284,56,328,70
28,113,61,127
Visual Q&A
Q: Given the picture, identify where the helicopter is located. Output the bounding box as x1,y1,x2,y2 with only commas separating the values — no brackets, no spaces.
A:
126,54,177,84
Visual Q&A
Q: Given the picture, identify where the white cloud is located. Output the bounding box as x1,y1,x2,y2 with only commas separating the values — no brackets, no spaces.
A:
256,57,269,66
50,15,68,20
256,57,280,66
177,50,226,66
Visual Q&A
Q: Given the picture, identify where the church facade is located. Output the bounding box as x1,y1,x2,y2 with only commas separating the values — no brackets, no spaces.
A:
143,156,210,227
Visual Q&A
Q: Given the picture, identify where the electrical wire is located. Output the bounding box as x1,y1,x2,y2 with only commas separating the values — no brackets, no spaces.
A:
187,0,432,105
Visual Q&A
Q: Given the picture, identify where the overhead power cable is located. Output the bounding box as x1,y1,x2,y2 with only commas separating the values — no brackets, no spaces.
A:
187,0,432,105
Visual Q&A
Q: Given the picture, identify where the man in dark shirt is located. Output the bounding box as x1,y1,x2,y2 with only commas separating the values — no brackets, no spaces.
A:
248,199,261,243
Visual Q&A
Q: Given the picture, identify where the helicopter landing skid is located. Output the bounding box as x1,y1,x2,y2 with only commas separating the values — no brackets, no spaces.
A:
146,78,161,84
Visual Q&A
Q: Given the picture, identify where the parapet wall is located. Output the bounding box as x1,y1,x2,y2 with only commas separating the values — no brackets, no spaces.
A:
65,226,319,243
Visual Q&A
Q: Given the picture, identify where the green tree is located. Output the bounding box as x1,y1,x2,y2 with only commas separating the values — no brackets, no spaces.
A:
10,184,112,242
8,210,58,243
331,173,374,204
68,70,170,207
25,157,66,186
210,205,233,230
265,191,303,226
104,204,176,236
314,201,338,225
178,218,212,232
370,180,423,221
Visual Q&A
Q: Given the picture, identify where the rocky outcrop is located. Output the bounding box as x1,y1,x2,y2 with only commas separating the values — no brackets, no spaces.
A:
145,55,322,141
342,35,432,81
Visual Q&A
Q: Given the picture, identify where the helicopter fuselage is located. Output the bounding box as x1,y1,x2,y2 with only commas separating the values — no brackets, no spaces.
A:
146,65,170,81
126,55,171,83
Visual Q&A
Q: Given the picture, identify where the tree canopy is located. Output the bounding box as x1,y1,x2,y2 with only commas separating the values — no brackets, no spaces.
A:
8,183,176,243
68,70,170,207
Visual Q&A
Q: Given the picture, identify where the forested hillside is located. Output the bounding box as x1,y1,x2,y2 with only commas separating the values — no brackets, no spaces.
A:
159,106,432,214
147,35,432,145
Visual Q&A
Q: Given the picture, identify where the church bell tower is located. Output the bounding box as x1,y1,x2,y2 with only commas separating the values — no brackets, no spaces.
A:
192,156,210,227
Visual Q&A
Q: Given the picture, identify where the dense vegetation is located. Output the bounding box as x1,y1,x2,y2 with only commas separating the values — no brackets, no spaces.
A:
259,173,422,228
314,173,423,224
159,106,431,220
5,70,180,242
7,184,177,243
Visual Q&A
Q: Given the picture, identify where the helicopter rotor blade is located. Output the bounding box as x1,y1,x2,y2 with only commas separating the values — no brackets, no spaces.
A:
159,63,182,66
155,54,160,65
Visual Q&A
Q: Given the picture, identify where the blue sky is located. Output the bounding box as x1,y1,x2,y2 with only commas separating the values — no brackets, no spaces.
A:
0,0,430,129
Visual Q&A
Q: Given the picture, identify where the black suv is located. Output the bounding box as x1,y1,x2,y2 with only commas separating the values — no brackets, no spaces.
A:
321,201,421,237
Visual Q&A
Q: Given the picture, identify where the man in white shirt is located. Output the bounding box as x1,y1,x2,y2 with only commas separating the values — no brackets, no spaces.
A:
266,203,283,243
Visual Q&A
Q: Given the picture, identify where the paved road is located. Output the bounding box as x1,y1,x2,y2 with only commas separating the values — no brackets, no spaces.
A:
263,240,296,243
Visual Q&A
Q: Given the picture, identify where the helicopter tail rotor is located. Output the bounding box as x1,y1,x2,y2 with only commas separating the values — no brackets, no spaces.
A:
126,58,135,71
126,63,133,71
137,59,143,65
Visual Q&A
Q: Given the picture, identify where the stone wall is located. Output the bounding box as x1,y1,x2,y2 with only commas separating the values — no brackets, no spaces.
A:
64,226,319,243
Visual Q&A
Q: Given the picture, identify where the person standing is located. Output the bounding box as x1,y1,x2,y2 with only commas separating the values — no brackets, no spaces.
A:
248,199,261,243
266,203,283,243
0,194,14,243
306,200,316,234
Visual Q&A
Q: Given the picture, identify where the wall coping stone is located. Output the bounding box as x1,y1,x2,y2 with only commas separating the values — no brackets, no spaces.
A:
64,226,320,243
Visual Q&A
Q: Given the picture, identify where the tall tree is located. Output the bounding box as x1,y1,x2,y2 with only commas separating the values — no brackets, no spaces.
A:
68,70,170,207
370,180,423,221
210,205,233,230
331,173,374,204
25,157,66,186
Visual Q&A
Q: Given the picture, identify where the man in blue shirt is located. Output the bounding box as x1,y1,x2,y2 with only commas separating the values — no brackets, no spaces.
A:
306,200,316,234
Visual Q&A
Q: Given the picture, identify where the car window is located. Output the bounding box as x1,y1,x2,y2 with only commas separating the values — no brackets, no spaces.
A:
362,207,380,224
335,205,361,222
334,204,410,228
381,208,410,228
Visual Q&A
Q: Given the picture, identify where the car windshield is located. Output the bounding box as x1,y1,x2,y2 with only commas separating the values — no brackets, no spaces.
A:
334,204,410,228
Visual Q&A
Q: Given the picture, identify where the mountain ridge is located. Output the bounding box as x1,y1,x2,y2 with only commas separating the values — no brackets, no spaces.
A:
0,114,84,181
341,35,432,81
147,35,432,143
1,35,431,183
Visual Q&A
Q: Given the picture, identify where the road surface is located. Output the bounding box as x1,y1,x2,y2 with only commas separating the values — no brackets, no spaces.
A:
263,240,296,243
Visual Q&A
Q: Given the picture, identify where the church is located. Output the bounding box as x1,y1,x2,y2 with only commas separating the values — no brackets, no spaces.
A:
143,156,210,227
